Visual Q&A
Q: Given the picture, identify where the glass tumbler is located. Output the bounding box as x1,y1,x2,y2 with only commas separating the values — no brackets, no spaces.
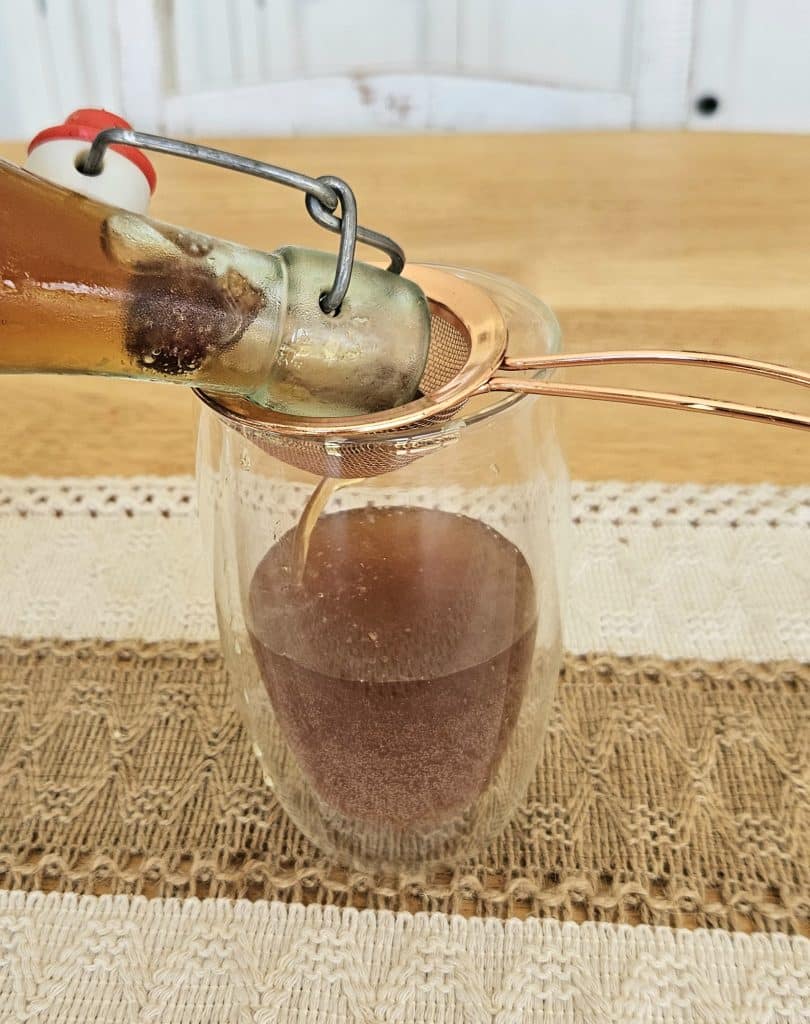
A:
197,268,570,871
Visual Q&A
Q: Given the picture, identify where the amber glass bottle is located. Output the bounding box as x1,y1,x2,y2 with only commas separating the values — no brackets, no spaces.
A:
0,159,429,416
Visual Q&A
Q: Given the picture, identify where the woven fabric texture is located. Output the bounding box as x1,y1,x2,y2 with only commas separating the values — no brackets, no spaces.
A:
1,891,808,1024
0,639,806,935
1,477,808,662
0,477,808,1021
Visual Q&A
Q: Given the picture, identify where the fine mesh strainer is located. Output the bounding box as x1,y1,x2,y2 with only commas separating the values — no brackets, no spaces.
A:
197,265,810,480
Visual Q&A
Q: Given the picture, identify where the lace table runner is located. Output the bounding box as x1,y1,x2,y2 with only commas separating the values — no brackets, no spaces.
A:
0,477,807,1021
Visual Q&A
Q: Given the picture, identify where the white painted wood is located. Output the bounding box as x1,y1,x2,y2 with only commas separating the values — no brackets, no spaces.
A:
42,0,87,113
196,0,236,91
428,75,631,132
0,2,55,138
688,0,736,132
494,0,630,91
632,0,695,127
164,73,632,137
115,0,164,131
258,0,299,81
75,0,122,110
298,0,424,76
690,0,810,132
0,29,24,139
162,0,636,134
229,0,263,84
424,0,458,72
0,0,123,140
4,0,810,140
171,0,204,96
457,0,493,71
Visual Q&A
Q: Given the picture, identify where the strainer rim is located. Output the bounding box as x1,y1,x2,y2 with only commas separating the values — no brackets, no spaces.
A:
195,263,562,445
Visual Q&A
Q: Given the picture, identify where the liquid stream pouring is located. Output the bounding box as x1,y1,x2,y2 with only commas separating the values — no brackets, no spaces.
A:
1,108,809,455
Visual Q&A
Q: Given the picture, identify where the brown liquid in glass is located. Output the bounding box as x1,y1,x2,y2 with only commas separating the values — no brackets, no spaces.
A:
248,506,537,829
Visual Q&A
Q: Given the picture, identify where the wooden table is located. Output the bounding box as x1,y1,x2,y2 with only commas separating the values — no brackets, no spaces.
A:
1,133,809,482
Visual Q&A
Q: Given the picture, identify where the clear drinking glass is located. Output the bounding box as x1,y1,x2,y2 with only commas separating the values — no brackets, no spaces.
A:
197,268,569,871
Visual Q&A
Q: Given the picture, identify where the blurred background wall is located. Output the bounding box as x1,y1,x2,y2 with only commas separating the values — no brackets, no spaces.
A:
1,0,809,139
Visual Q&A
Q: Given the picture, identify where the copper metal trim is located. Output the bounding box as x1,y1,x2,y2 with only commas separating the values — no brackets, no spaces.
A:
489,349,810,430
502,349,810,387
197,265,507,437
199,264,810,441
489,378,810,430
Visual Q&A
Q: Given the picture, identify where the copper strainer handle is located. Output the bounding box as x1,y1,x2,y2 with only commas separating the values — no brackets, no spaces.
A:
487,350,810,430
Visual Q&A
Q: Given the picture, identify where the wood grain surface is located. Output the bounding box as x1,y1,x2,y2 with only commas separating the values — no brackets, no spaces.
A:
1,132,808,482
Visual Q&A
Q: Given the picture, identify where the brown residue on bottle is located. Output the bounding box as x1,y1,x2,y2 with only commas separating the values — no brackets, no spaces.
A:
101,215,265,375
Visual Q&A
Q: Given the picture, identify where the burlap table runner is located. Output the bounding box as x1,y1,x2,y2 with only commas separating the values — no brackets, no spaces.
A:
0,477,807,1021
0,639,806,935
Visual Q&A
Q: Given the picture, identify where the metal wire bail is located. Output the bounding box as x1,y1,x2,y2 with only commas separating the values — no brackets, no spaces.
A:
81,127,406,313
308,175,357,313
